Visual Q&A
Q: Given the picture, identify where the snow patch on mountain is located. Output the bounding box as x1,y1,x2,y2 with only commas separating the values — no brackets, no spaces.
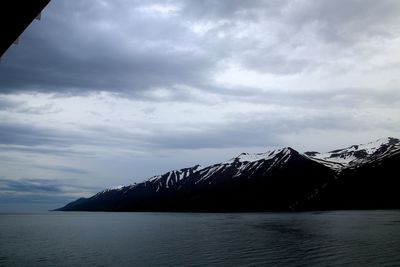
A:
98,138,399,194
229,147,292,163
306,137,400,169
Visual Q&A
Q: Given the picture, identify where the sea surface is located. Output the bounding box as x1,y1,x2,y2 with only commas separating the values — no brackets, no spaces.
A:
1,210,400,266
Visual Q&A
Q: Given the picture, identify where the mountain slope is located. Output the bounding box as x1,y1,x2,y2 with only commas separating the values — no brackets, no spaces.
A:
57,137,400,212
302,148,400,210
300,137,400,210
57,148,335,211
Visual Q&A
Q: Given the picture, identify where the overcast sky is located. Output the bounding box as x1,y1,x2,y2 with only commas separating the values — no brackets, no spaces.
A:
1,0,400,211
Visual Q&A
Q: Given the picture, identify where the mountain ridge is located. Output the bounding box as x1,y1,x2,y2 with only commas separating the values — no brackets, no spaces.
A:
56,137,400,212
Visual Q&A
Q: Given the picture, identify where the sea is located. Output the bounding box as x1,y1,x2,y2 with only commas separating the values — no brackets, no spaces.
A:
1,210,400,266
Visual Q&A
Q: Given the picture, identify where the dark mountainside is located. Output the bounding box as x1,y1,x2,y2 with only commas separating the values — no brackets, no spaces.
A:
57,137,400,212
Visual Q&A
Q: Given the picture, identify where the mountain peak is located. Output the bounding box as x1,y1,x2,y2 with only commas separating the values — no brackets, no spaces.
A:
230,147,297,163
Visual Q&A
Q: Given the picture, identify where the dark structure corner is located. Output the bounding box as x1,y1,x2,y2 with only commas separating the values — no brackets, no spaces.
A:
0,0,51,58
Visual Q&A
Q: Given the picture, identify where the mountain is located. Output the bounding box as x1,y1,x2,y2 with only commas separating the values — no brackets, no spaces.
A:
305,137,400,168
302,137,400,210
57,137,400,212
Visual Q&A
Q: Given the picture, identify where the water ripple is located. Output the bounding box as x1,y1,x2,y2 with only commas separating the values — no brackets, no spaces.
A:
0,211,400,266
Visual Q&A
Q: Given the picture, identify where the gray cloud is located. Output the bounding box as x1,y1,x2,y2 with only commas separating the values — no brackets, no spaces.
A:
182,0,400,43
285,0,400,44
0,122,74,147
1,0,399,95
0,96,60,114
0,114,331,153
0,120,141,152
0,177,101,196
0,0,214,96
34,165,90,175
0,177,101,211
0,98,21,110
180,0,289,21
0,178,62,194
140,112,378,150
0,100,396,157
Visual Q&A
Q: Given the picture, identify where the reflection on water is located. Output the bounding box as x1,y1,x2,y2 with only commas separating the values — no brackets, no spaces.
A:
1,210,400,266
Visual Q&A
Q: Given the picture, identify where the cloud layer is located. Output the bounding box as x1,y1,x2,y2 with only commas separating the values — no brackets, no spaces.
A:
2,0,400,95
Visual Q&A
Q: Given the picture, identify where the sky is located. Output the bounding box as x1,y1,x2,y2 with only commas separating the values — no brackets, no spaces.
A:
1,0,400,211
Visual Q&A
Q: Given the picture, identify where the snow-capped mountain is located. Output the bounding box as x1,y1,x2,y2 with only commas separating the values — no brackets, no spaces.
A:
56,137,400,212
299,137,400,210
91,147,296,197
305,137,400,170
